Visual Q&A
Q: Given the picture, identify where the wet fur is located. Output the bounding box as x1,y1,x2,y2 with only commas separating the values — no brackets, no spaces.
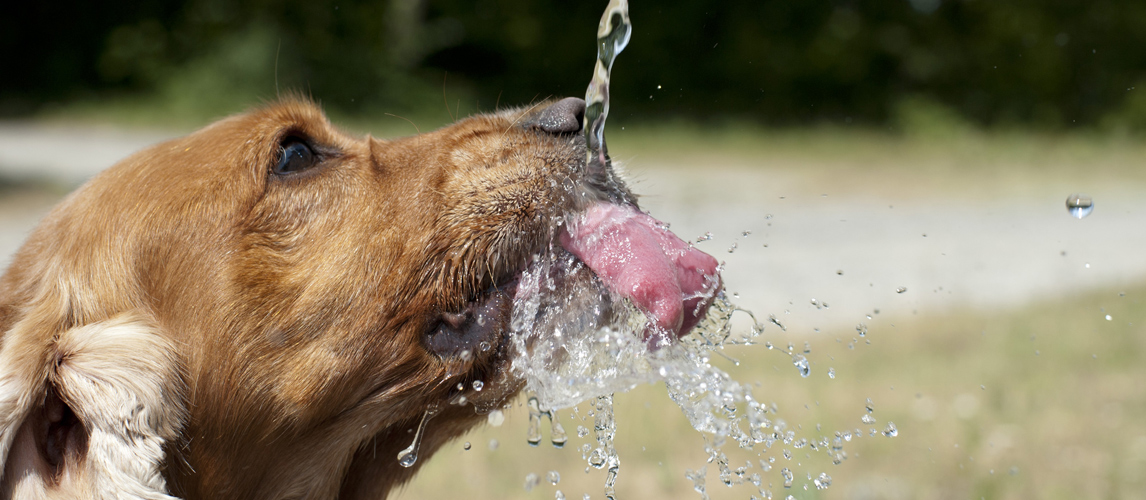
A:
0,97,589,498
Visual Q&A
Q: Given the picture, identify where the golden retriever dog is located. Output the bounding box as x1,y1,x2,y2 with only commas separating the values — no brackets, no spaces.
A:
0,96,719,499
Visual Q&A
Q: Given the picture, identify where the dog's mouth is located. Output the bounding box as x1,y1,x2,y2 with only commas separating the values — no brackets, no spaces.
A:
421,100,722,410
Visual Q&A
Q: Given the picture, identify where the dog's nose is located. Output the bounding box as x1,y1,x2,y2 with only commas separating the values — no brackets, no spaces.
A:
533,97,586,135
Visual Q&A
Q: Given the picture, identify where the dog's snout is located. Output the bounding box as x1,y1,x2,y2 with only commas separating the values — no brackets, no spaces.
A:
533,97,586,135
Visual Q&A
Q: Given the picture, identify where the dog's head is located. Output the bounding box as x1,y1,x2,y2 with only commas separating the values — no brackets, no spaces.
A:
0,97,717,499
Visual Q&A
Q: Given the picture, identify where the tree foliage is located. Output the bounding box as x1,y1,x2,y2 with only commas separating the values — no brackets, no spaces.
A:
4,0,1146,128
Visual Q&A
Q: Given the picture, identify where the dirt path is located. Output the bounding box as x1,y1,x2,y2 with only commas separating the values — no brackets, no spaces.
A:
2,123,1143,336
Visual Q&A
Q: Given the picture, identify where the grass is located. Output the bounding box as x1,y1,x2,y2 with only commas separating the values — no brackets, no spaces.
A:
395,283,1146,500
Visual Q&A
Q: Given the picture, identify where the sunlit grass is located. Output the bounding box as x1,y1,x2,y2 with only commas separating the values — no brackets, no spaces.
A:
397,284,1146,500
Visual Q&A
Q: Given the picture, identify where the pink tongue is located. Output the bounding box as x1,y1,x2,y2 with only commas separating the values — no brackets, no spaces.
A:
559,202,721,346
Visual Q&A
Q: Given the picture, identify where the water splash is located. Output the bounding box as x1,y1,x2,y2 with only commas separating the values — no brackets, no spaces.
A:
498,0,875,496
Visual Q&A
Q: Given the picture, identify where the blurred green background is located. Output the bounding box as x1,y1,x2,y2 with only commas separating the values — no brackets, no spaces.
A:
6,0,1146,131
3,1,1146,500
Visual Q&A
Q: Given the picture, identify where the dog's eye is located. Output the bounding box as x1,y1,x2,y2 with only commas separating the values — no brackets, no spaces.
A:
274,139,317,175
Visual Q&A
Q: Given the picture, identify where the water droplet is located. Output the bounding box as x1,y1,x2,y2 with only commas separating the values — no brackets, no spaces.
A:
556,491,566,500
479,341,492,352
814,472,832,489
463,441,471,450
883,422,898,437
728,242,738,253
895,287,908,294
524,473,540,491
696,232,714,242
548,470,561,485
828,367,836,379
769,314,787,331
742,230,752,237
472,380,484,391
578,425,590,437
527,396,543,446
550,411,568,448
1105,314,1112,321
781,467,794,488
397,410,433,468
836,269,843,275
861,414,876,424
791,355,810,377
1066,193,1094,218
455,382,465,391
488,439,499,450
866,398,875,413
856,323,867,336
487,410,505,427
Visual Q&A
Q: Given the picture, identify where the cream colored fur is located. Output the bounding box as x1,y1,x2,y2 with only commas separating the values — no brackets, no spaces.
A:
0,314,185,499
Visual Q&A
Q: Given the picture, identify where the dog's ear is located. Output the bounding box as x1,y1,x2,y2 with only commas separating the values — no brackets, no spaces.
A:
0,312,186,499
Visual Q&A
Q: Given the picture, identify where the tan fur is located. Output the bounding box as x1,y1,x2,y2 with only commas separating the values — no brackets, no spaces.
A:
0,97,589,499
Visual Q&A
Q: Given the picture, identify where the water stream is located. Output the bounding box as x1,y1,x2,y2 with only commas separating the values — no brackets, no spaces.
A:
424,1,892,496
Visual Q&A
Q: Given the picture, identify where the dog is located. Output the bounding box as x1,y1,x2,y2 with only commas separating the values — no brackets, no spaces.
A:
0,96,719,499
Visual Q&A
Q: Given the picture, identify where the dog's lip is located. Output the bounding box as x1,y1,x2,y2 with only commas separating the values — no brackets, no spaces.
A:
423,275,520,360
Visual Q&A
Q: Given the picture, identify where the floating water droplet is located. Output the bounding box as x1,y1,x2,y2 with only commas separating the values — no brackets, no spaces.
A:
728,242,738,253
548,470,561,485
556,491,566,500
463,441,471,450
791,355,810,377
742,230,752,237
472,380,484,391
856,323,867,336
814,472,832,489
478,341,492,352
861,414,876,424
578,425,590,438
524,473,540,492
696,232,714,242
1105,314,1112,321
883,422,898,437
488,439,499,450
487,410,505,427
1065,193,1094,218
397,410,433,468
803,341,811,354
828,367,836,379
895,287,907,294
781,467,794,488
455,382,465,391
866,398,875,413
769,314,787,331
